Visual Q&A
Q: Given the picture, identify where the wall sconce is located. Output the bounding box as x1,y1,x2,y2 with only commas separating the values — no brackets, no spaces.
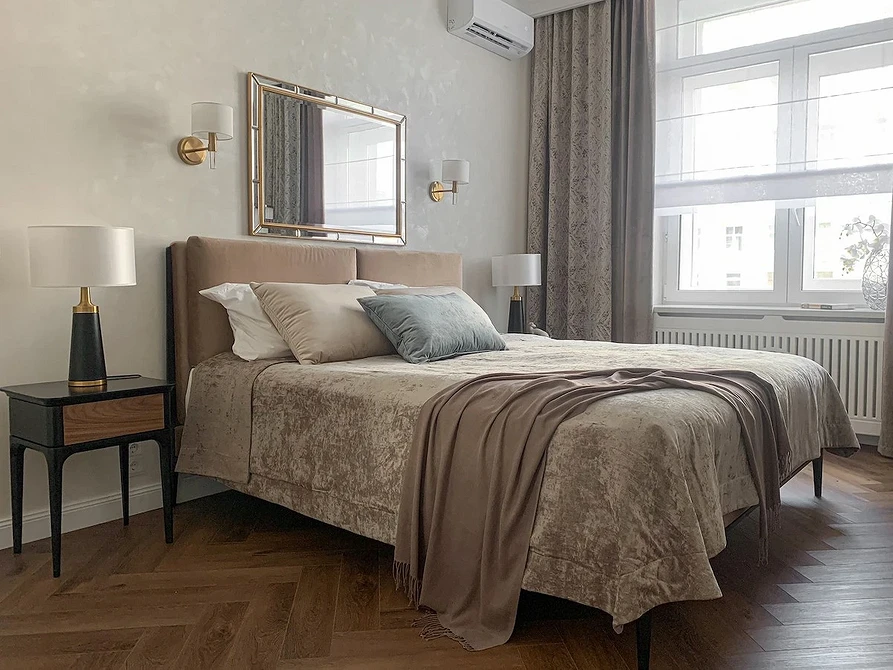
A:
429,159,470,204
177,102,234,169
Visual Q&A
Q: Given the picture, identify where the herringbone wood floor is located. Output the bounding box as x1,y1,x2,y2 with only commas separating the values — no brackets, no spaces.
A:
1,448,892,669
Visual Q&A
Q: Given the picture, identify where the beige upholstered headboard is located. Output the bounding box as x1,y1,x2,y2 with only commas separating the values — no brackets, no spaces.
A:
166,236,462,424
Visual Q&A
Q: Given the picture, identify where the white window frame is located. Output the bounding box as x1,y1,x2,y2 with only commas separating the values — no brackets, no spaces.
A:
656,9,893,307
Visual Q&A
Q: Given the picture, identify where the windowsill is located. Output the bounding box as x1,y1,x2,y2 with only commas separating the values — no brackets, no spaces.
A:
653,303,886,322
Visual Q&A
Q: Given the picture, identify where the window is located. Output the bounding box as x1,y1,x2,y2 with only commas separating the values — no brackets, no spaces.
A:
725,225,743,250
656,0,893,305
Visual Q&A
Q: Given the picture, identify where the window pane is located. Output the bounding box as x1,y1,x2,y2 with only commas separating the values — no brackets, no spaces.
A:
679,202,776,291
809,43,893,168
697,0,893,56
803,194,891,290
684,66,779,178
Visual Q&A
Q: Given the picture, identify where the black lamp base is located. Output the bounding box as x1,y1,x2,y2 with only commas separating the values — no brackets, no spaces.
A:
507,297,525,334
69,311,107,388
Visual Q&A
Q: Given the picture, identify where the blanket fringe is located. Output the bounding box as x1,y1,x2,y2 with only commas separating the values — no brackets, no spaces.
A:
393,560,421,607
394,561,475,651
413,610,475,651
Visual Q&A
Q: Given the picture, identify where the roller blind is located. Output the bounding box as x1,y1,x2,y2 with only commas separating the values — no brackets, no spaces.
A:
654,0,893,212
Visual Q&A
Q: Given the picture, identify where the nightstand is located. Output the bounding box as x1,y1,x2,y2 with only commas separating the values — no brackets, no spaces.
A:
1,377,175,577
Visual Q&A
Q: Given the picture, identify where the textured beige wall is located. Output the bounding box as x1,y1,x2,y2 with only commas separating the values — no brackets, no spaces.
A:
0,0,530,527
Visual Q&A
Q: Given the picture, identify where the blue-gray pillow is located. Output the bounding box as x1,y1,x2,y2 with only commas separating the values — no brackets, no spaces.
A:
357,292,506,364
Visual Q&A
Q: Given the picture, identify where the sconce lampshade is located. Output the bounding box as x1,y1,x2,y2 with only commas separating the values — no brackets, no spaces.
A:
492,253,542,288
441,159,470,185
191,102,234,141
29,226,136,288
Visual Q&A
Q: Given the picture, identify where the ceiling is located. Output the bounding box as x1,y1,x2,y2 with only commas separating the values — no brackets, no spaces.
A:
508,0,603,17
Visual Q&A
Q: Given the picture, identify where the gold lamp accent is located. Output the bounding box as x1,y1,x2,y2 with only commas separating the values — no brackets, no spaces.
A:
177,102,233,169
429,159,470,204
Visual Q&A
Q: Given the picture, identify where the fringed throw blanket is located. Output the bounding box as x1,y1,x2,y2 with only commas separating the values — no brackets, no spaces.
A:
394,368,792,651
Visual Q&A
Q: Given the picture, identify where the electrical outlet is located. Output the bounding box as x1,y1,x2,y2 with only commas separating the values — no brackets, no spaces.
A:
128,443,145,476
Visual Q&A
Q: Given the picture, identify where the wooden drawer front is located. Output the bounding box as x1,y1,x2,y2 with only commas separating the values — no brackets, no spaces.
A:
63,394,165,445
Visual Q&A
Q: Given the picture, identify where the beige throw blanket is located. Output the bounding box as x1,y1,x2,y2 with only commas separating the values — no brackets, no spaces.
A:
394,368,792,651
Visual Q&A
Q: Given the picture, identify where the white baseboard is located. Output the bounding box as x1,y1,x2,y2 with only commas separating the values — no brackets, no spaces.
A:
0,475,229,551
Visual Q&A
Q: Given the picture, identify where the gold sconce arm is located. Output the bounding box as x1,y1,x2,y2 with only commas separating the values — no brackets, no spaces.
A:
428,180,460,202
177,132,218,166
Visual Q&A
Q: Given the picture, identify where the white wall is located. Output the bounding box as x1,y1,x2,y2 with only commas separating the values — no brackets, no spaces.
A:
0,0,530,543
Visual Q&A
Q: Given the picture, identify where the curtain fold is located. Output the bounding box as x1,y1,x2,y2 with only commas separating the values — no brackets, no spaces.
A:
527,0,655,343
301,104,326,226
611,0,655,344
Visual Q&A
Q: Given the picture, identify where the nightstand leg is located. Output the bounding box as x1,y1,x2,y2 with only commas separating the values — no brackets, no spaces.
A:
10,441,25,555
157,434,174,544
45,450,67,578
119,444,129,526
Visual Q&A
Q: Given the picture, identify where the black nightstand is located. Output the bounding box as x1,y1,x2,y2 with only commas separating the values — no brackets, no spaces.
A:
1,377,176,577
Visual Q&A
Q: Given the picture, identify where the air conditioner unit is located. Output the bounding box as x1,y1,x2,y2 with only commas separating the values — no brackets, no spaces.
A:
448,0,535,61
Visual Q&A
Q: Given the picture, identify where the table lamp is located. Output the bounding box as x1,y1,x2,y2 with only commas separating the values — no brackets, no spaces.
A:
492,254,542,334
28,226,136,388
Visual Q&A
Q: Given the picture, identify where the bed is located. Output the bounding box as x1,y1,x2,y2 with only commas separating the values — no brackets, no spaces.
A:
166,235,859,668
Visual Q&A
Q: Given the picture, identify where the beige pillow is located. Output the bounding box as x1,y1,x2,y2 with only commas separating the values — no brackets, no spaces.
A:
250,282,394,364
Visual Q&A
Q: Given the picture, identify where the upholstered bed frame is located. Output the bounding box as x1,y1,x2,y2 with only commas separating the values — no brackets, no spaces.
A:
165,235,462,427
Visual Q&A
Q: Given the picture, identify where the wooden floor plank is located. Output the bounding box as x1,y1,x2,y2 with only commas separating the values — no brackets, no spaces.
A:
779,581,893,602
123,625,191,669
224,582,297,669
172,601,249,670
793,562,893,582
763,598,893,624
0,628,143,658
517,642,579,669
726,643,893,669
334,550,380,632
279,563,341,659
746,619,893,652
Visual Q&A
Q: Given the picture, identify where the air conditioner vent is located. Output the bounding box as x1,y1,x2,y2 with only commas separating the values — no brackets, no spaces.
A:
467,22,514,51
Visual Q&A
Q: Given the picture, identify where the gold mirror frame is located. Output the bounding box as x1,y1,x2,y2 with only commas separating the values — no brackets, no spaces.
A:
248,73,407,246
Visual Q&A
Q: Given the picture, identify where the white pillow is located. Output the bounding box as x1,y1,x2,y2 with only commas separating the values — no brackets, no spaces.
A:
348,279,408,290
199,283,292,361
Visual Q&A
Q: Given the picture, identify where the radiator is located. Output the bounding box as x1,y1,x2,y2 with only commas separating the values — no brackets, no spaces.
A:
653,310,886,436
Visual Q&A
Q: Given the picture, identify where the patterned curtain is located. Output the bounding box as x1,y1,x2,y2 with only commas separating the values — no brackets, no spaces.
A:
263,92,303,225
527,0,655,343
878,199,893,458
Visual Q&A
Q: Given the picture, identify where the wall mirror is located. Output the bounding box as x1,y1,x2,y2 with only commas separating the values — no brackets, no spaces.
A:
249,72,407,245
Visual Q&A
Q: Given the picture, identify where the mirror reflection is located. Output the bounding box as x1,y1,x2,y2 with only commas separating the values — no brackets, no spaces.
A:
249,73,406,245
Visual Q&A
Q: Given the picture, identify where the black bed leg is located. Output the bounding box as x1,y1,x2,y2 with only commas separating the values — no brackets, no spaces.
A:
813,452,823,498
636,610,652,670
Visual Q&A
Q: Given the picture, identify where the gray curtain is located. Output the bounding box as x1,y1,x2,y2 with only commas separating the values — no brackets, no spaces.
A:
527,0,655,343
301,105,326,225
611,0,655,344
263,92,303,225
879,200,893,458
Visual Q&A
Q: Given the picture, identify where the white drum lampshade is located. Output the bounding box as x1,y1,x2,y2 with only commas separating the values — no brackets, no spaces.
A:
29,226,136,288
441,159,470,185
191,102,234,141
492,253,542,334
491,253,542,288
178,102,234,168
28,226,136,388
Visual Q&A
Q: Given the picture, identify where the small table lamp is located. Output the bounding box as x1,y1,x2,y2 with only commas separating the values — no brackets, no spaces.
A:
492,254,542,334
28,226,136,388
